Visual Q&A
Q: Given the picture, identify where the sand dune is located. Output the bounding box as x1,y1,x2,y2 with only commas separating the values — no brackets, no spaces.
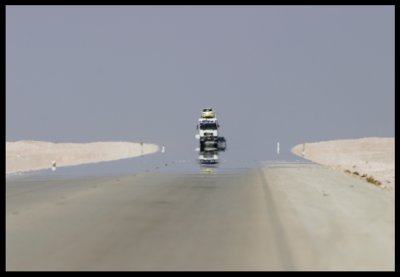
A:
6,140,159,174
291,137,394,191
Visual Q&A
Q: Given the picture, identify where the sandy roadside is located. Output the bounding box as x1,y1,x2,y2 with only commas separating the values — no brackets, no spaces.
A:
291,137,394,191
6,140,159,175
261,163,394,270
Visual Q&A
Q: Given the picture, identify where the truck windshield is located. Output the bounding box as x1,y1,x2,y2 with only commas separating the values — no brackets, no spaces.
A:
200,123,218,130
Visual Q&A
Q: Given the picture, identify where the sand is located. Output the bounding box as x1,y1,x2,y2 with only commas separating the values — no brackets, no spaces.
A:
291,137,394,191
6,140,159,175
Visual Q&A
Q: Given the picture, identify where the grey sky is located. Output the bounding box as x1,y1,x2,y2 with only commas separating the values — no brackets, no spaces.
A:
6,6,394,160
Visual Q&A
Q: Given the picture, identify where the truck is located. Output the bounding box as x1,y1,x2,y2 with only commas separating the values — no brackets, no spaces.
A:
196,108,226,152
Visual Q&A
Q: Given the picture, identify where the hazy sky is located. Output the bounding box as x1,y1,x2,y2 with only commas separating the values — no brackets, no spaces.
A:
6,6,394,160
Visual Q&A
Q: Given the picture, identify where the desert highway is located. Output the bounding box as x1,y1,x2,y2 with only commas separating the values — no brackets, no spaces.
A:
6,163,394,271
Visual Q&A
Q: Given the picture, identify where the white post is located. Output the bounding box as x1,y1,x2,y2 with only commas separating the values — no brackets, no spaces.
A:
277,142,280,154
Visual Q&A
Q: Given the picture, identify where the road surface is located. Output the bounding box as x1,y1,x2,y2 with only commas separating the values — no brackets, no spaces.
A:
6,162,394,271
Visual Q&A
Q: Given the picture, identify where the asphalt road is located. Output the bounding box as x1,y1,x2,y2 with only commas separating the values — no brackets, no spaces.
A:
6,163,394,271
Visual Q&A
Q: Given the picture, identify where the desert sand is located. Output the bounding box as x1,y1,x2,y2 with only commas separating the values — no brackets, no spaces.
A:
291,137,394,191
6,140,159,175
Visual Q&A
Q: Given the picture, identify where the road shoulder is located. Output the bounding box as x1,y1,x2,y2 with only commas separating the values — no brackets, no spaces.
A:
260,162,394,271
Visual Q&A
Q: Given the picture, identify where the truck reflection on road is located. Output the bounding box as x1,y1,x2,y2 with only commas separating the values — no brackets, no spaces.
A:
198,150,219,166
201,167,217,174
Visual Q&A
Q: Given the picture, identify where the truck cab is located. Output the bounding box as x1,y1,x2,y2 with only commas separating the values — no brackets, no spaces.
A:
197,118,219,139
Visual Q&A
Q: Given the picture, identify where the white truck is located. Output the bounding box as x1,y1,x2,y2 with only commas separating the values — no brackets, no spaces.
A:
196,108,226,152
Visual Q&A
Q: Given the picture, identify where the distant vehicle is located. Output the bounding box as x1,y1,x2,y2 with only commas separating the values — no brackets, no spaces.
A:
197,118,219,142
196,108,226,152
201,108,216,119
